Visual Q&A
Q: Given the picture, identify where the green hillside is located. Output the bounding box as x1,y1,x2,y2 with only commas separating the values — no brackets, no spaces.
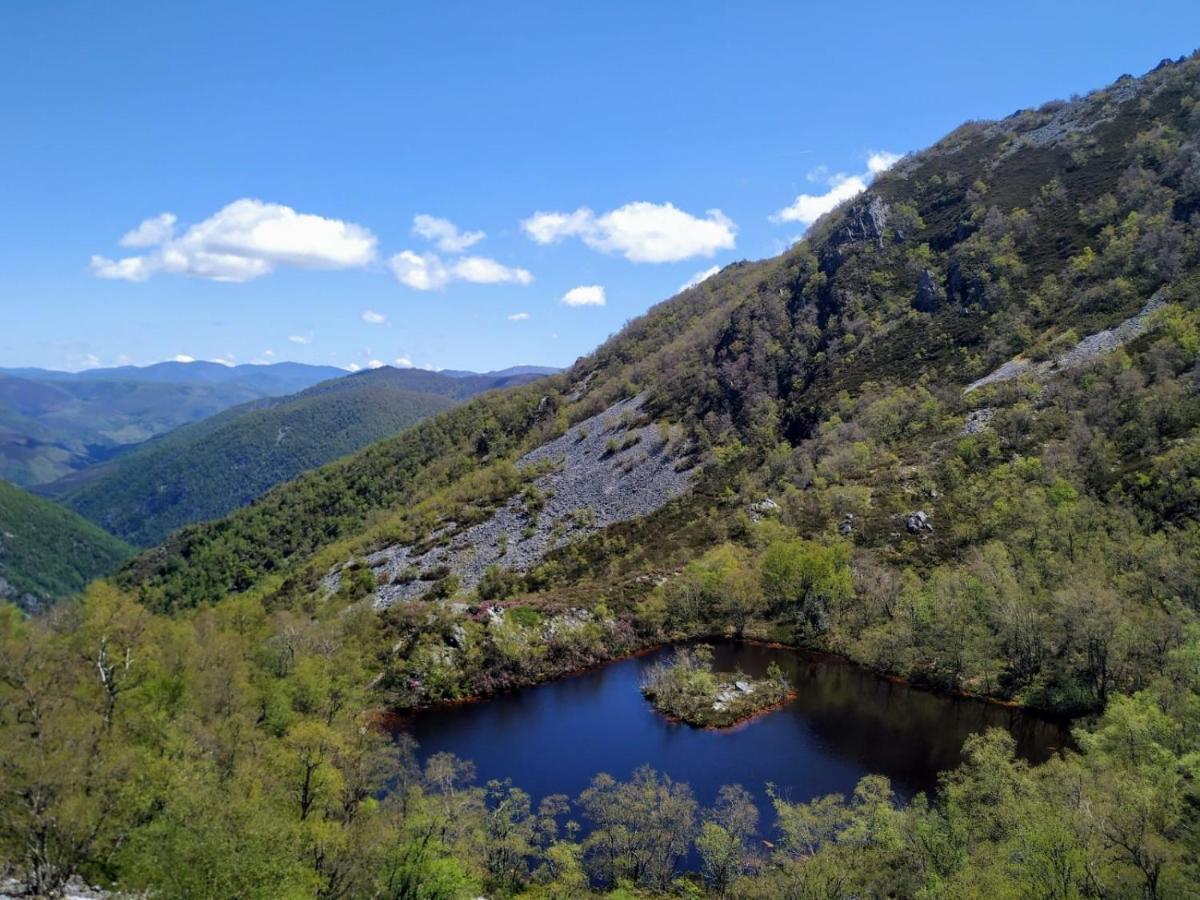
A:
0,361,347,488
0,480,132,611
47,366,553,547
5,54,1200,897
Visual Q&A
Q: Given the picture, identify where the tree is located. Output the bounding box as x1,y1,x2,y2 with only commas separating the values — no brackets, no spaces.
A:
696,784,759,895
577,767,697,889
760,539,853,636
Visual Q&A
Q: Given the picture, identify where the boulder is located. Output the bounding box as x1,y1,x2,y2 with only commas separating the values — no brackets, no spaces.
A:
905,510,934,534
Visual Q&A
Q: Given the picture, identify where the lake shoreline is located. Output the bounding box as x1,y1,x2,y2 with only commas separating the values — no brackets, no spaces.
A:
371,633,1079,735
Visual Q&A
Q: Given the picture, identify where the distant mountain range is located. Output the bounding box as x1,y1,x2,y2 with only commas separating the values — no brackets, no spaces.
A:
0,361,559,490
0,479,132,613
38,364,558,546
0,361,349,487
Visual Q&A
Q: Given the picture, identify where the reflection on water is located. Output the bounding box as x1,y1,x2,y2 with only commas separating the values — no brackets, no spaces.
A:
392,641,1072,822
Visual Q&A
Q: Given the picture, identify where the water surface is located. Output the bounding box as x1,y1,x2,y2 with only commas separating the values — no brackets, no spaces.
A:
393,642,1071,820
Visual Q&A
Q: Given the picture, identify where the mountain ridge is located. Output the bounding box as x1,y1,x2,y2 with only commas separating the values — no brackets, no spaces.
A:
45,365,557,546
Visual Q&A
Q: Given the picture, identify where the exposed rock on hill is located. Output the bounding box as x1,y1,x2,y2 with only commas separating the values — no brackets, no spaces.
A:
328,396,694,607
964,291,1169,394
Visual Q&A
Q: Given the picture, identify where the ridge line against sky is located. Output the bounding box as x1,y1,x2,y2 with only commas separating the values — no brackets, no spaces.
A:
1,1,1198,373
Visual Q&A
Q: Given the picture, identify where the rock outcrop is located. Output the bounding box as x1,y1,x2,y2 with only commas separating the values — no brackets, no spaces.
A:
964,291,1167,395
326,395,695,607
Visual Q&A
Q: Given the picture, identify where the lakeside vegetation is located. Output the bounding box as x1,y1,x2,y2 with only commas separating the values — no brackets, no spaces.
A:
641,645,793,728
2,583,1199,897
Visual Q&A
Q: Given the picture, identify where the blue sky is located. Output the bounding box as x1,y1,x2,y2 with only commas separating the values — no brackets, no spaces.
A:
1,1,1198,373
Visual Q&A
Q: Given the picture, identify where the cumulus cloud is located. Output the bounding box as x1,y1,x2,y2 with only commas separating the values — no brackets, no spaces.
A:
521,201,736,263
90,199,378,282
367,359,385,369
389,250,533,291
361,309,387,325
412,214,486,253
679,265,720,292
772,150,902,227
346,363,362,372
288,334,312,345
507,312,530,321
395,355,414,368
561,285,606,307
119,213,176,248
173,354,195,363
867,150,903,174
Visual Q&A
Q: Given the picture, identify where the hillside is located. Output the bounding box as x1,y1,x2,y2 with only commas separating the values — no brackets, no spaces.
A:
5,53,1200,898
0,480,132,612
0,361,348,488
48,366,553,547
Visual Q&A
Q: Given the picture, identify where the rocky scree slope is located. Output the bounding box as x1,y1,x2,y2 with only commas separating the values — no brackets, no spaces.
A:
324,395,693,606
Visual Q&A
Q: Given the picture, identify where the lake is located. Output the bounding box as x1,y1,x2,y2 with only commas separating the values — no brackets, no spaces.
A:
391,641,1072,827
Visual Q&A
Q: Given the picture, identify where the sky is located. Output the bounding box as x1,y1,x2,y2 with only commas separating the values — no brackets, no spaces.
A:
1,2,1198,374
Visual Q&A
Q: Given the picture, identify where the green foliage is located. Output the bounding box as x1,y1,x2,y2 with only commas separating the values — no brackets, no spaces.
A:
0,479,132,609
56,372,457,547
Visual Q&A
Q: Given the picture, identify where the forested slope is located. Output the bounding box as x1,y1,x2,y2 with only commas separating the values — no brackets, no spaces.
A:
47,366,551,547
0,480,131,612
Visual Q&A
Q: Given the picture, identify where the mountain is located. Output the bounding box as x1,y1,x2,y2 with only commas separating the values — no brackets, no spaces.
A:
123,51,1200,714
9,54,1200,897
0,360,348,391
0,480,132,612
0,361,349,488
45,365,555,547
439,365,562,379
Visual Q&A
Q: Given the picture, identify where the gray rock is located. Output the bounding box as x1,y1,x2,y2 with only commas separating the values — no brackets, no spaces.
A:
905,510,933,534
325,395,696,608
834,194,889,249
962,408,996,435
913,269,942,313
964,291,1168,395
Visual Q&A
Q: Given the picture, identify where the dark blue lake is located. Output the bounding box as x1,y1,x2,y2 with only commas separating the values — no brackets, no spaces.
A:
392,641,1071,825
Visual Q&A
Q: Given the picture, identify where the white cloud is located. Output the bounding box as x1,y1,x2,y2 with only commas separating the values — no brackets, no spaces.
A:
173,354,195,363
288,334,312,345
773,149,902,227
507,312,530,321
389,250,533,291
679,265,720,292
522,202,736,263
367,359,385,369
262,349,275,358
412,214,485,253
772,174,868,226
867,150,903,174
395,355,414,368
119,212,176,248
91,199,378,282
90,254,156,281
346,362,362,372
362,309,387,325
521,209,593,244
561,285,606,307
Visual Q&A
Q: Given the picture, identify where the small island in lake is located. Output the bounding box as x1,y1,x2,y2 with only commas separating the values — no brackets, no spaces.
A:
641,645,794,728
